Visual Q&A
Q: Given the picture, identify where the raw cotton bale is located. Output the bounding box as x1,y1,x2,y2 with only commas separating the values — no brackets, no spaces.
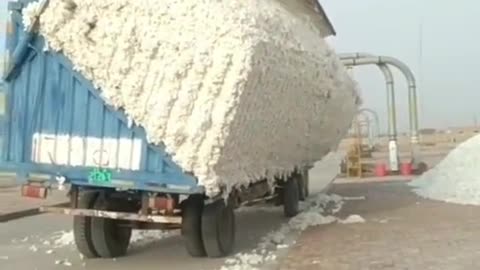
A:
23,0,360,197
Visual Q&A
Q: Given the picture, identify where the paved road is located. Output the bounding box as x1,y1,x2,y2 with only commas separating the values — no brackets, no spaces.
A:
0,154,341,270
281,181,480,270
0,208,286,270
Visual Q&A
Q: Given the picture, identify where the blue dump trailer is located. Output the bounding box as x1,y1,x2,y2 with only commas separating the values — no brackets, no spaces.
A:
2,0,311,259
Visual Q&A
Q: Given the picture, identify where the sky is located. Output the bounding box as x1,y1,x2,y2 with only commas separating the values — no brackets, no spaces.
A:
322,0,480,132
0,1,478,132
0,0,6,73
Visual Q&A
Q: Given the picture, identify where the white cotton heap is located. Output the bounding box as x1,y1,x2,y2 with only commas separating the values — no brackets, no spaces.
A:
410,134,480,205
23,0,360,197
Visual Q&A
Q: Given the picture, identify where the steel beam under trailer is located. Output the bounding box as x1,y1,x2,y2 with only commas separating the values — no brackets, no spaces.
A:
40,206,182,224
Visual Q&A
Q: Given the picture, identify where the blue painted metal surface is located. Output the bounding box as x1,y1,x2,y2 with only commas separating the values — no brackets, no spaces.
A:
0,1,202,194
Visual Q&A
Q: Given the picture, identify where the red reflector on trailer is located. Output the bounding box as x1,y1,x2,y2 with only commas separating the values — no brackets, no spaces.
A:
21,185,48,199
149,197,176,213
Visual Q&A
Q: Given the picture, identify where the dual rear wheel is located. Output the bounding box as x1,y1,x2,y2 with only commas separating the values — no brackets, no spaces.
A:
276,169,310,217
181,196,235,258
74,191,236,259
73,192,132,258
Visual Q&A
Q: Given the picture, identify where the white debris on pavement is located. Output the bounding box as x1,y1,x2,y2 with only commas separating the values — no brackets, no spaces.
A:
409,134,480,205
343,196,366,201
220,193,342,270
0,256,8,260
55,259,72,267
51,230,75,247
31,228,175,251
130,230,177,247
29,245,39,252
339,214,366,224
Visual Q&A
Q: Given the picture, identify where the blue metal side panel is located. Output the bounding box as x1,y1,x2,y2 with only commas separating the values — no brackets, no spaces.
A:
1,2,201,194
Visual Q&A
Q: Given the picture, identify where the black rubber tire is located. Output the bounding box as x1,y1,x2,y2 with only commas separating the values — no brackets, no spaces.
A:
181,195,206,257
283,176,300,217
90,195,132,258
274,186,283,206
415,162,428,175
303,169,310,198
297,171,307,201
73,191,99,258
201,200,235,258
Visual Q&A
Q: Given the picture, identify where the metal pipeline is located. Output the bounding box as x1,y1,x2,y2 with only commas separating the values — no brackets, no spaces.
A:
357,117,373,149
339,53,419,145
340,53,421,166
341,54,400,170
340,53,398,141
359,108,380,142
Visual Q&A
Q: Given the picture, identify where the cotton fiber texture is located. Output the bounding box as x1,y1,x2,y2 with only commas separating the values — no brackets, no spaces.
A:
410,134,480,205
23,0,360,196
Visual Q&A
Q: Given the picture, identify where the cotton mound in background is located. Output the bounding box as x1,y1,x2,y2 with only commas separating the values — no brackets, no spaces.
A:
409,134,480,205
24,0,359,196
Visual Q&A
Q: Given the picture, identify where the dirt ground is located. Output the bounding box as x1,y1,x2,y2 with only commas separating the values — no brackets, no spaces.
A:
280,181,480,270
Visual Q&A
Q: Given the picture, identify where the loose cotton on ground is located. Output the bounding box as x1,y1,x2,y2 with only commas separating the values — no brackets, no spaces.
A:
24,0,360,196
410,134,480,205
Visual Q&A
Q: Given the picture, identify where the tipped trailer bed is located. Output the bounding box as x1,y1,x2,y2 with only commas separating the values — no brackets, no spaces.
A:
1,0,312,258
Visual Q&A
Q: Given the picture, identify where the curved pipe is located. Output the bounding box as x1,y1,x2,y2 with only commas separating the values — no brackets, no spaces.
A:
339,53,419,144
359,108,381,142
340,53,398,141
357,117,374,148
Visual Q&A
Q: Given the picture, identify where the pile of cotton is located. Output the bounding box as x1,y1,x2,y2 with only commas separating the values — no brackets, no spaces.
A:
410,134,480,205
23,0,360,196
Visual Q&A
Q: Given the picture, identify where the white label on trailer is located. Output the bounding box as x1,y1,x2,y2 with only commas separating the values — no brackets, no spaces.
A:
31,133,143,170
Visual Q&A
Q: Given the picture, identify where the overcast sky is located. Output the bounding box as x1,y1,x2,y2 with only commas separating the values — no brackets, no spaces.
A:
322,0,480,132
1,1,479,132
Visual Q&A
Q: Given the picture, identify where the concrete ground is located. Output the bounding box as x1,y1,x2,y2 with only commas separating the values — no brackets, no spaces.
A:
280,181,480,270
0,206,286,270
5,180,480,270
0,187,68,222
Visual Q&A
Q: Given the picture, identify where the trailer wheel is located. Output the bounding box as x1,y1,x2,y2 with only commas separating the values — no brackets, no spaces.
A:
73,191,99,258
274,186,283,206
297,171,308,201
90,195,132,258
201,200,235,257
303,168,310,198
181,194,206,257
283,175,300,217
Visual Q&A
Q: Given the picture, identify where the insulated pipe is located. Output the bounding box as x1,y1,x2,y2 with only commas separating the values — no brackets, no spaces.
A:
341,54,400,171
340,53,420,166
357,118,373,148
359,108,380,142
340,53,398,141
339,54,419,145
357,113,373,148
